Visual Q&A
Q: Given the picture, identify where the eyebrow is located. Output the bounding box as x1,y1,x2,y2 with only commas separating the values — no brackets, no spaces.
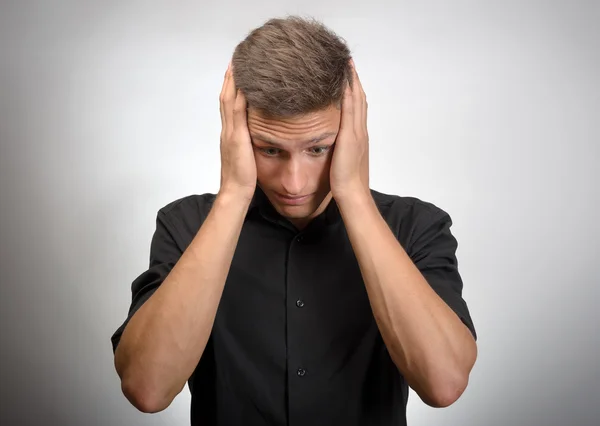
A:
250,132,337,148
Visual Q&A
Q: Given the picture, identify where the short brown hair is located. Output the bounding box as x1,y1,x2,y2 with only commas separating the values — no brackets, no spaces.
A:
232,16,353,118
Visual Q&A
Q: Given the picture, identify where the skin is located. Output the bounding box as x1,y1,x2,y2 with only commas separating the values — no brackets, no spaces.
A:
247,105,341,229
113,59,477,414
247,60,478,407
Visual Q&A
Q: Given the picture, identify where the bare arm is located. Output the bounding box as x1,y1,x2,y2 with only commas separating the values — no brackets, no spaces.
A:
338,194,477,408
114,62,256,413
114,192,250,412
330,59,476,408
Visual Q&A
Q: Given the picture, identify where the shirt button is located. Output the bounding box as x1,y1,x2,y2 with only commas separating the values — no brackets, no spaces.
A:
296,299,305,308
296,236,303,243
297,368,306,377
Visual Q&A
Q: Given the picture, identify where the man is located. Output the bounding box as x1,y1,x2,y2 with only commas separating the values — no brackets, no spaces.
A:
111,16,477,426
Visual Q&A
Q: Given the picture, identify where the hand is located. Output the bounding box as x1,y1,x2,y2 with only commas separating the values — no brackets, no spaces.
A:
330,59,370,202
218,62,257,201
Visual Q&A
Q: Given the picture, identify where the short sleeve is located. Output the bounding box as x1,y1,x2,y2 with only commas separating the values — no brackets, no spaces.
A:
110,211,183,353
408,207,477,340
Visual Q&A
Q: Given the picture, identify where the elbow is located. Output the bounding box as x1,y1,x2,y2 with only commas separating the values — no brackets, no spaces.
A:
424,383,466,408
406,360,474,408
121,375,173,413
425,338,478,408
421,373,470,408
115,347,175,413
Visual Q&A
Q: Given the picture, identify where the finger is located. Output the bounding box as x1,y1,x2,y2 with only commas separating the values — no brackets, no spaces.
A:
350,59,367,133
232,88,248,133
220,61,231,97
220,62,232,128
339,80,354,134
219,62,231,127
222,63,236,131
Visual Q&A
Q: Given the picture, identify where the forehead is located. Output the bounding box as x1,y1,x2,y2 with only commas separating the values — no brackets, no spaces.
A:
247,106,341,142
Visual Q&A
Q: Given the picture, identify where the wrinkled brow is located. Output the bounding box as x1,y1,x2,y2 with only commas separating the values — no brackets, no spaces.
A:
250,132,337,148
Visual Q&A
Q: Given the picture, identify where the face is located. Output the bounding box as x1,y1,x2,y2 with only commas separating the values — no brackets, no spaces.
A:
247,105,341,229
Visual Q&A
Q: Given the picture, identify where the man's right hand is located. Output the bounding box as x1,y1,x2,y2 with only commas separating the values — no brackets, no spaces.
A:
115,65,258,412
218,62,257,201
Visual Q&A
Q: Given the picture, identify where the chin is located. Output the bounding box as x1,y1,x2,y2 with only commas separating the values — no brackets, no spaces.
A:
267,191,325,219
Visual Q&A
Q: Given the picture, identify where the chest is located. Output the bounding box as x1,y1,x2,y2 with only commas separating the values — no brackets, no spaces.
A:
214,221,375,352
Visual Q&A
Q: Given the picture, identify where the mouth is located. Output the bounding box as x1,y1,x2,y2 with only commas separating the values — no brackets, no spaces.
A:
274,192,313,205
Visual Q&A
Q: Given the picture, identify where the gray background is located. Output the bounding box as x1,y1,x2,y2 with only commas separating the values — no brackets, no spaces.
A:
1,1,598,425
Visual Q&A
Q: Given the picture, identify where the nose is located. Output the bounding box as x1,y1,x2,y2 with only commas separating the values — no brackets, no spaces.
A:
280,158,307,196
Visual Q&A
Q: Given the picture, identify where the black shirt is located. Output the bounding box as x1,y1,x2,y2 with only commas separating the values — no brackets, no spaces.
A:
111,186,476,426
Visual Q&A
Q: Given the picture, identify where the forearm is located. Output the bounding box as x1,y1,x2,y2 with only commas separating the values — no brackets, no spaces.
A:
115,191,251,412
337,194,477,407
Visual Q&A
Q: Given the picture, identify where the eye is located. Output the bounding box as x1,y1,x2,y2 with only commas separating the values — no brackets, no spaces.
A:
259,147,281,157
309,146,331,156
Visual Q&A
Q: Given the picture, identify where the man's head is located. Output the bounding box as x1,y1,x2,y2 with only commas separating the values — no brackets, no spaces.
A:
232,16,353,228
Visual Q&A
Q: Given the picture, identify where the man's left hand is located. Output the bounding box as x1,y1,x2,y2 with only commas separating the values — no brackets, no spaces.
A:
330,59,370,203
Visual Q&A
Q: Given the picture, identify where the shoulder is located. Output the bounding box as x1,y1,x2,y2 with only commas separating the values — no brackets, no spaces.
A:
154,193,217,249
158,193,217,219
370,188,449,221
369,189,453,246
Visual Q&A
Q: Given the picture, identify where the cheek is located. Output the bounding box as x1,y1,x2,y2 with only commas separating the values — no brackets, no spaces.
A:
253,154,275,179
316,157,332,178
